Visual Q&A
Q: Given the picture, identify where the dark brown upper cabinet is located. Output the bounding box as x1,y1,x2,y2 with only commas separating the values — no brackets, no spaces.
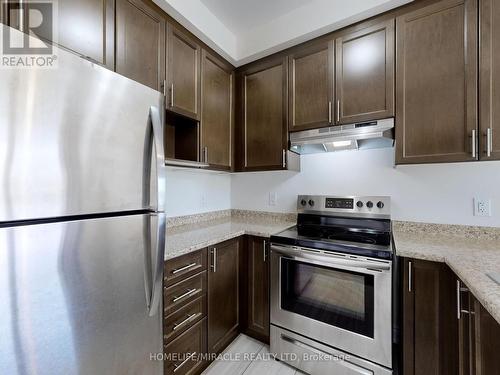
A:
6,0,114,69
237,56,289,171
403,259,459,375
479,0,500,160
208,238,240,355
115,0,165,91
0,0,23,29
288,40,334,132
166,24,201,120
0,1,19,28
200,50,234,170
244,237,270,343
335,20,394,125
0,1,7,25
396,0,478,164
57,0,114,68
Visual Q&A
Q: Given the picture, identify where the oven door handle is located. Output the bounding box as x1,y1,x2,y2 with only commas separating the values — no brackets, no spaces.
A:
271,245,391,272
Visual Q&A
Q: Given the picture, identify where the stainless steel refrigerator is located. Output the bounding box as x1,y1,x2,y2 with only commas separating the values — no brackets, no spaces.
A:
0,25,166,374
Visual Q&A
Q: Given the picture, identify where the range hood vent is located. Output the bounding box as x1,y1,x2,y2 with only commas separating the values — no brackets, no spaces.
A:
290,118,395,155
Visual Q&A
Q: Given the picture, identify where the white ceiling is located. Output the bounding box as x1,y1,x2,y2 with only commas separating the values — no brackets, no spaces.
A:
152,0,414,66
198,0,310,35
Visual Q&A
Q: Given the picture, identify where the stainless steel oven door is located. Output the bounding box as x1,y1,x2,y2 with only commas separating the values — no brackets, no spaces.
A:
270,244,392,368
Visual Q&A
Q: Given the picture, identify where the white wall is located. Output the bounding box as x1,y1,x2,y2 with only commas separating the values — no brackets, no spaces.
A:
231,148,500,227
165,168,231,217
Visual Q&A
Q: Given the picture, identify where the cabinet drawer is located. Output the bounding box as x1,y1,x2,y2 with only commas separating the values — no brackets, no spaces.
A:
164,295,206,342
165,249,207,287
165,317,207,375
164,271,206,314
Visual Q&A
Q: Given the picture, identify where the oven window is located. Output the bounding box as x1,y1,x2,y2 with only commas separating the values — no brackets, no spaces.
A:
280,258,374,337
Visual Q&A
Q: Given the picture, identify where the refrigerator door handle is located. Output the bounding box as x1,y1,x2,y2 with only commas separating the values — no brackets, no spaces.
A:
144,106,166,212
148,212,166,316
144,106,166,316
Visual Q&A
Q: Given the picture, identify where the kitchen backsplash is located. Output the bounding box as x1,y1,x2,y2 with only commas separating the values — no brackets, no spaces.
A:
166,148,500,227
166,168,231,217
231,148,500,228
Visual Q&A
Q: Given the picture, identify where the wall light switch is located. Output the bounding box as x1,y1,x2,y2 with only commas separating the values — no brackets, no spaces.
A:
269,192,278,206
474,198,491,217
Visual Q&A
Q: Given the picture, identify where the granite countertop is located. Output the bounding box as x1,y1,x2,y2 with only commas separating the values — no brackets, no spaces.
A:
165,210,500,325
393,222,500,325
165,210,295,261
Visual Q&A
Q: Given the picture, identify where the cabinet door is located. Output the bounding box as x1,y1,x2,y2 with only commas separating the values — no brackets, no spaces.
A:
58,0,114,68
166,24,201,120
8,0,114,68
208,238,240,355
238,56,288,171
335,20,394,124
396,0,478,164
201,49,233,170
1,1,20,29
474,299,500,375
458,281,476,375
164,318,207,375
288,40,334,132
479,0,500,160
245,236,270,343
115,0,165,91
403,259,459,375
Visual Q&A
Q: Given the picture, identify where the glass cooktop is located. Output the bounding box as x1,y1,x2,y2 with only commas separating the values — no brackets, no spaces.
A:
270,213,393,260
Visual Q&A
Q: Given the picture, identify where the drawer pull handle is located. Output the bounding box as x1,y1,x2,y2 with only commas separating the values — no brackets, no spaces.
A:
173,313,201,331
172,262,198,275
173,355,192,373
172,288,198,303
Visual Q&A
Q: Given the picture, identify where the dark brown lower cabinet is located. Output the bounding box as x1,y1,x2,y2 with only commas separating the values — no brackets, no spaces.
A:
163,249,208,375
244,236,270,343
403,258,459,375
405,259,500,375
475,301,500,374
458,280,475,375
459,280,500,375
164,318,207,375
207,237,241,355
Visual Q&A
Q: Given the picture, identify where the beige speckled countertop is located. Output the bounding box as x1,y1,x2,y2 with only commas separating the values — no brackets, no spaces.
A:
393,222,500,324
165,210,295,261
165,211,500,325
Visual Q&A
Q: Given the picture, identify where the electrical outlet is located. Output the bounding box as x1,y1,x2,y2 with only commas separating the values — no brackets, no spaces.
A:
474,198,491,217
201,194,207,208
269,192,277,206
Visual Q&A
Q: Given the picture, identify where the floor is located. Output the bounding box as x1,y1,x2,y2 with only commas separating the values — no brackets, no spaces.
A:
202,334,304,375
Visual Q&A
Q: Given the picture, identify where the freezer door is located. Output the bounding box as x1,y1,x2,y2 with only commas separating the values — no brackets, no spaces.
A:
0,25,165,222
0,213,164,375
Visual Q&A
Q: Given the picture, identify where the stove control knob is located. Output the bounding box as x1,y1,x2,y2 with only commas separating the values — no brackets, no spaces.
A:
308,199,315,207
377,201,385,209
356,201,363,208
366,201,374,209
300,199,307,206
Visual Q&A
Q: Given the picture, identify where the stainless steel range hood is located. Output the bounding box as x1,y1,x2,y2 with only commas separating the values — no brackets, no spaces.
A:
289,118,394,154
